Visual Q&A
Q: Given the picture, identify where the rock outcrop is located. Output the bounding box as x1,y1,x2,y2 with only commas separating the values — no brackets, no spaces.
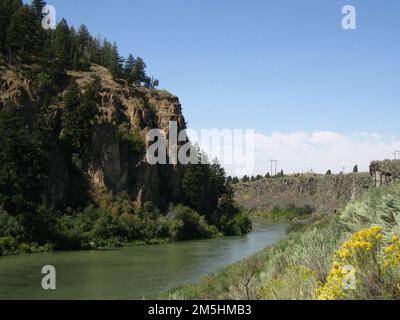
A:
235,160,400,214
234,173,373,214
370,160,400,187
0,64,187,210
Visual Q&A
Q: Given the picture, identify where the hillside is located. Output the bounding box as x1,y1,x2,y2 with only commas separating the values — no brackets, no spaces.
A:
234,160,400,215
0,0,253,253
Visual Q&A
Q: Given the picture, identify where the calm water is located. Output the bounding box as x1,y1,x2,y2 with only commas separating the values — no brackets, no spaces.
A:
0,220,288,300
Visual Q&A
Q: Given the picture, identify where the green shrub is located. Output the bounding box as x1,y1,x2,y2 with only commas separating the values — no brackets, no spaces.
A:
117,126,145,154
0,237,17,256
167,205,215,241
260,266,318,300
219,212,252,236
269,204,314,220
0,209,25,240
340,183,400,240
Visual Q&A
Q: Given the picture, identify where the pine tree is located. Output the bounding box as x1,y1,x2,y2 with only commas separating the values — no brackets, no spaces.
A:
76,24,92,68
31,0,46,18
6,5,37,61
100,39,112,68
60,77,100,157
0,0,22,54
0,104,50,215
60,82,81,152
124,54,136,83
52,18,72,68
182,163,206,213
132,57,146,83
353,165,359,173
152,78,160,88
210,158,227,198
109,42,124,78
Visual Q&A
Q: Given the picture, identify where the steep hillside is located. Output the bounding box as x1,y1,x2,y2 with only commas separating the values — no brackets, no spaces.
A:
0,61,251,253
0,64,185,210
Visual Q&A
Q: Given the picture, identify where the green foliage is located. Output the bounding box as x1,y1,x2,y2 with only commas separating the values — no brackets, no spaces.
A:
220,211,252,236
339,183,400,241
0,0,22,53
52,18,72,68
182,162,215,217
1,3,159,85
268,204,314,220
166,205,218,241
0,208,25,240
0,237,17,256
60,78,100,157
0,105,51,214
168,183,400,300
231,176,240,184
260,266,318,300
31,0,46,17
117,126,145,154
6,4,37,61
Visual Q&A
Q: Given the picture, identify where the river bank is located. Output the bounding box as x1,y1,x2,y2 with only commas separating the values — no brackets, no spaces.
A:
166,183,400,300
0,219,288,300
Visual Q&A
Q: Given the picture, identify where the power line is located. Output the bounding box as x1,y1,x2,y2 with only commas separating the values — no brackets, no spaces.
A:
270,159,278,176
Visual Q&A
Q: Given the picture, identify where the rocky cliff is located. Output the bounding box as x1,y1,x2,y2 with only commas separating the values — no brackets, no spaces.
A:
370,160,400,187
234,173,373,214
234,160,400,214
0,64,186,210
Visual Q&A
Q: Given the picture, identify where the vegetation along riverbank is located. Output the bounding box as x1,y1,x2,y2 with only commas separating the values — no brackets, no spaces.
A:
166,182,400,300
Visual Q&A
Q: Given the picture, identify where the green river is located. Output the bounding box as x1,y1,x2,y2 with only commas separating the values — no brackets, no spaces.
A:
0,219,288,300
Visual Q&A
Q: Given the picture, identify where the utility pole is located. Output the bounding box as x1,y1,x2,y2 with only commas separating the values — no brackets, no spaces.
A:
270,159,278,176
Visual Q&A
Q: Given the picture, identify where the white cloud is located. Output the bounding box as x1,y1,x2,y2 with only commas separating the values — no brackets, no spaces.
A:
250,131,399,177
190,129,400,177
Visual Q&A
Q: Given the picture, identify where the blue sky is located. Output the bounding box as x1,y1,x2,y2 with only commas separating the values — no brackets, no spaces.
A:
31,0,400,134
27,0,400,173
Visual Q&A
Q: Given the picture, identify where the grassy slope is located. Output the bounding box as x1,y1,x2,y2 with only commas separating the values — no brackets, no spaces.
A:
165,183,400,300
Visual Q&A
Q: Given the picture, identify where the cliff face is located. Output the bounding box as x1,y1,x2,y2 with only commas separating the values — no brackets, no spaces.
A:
234,173,373,214
0,64,186,210
234,160,400,214
370,160,400,187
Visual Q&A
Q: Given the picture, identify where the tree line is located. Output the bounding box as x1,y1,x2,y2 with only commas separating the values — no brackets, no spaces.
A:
0,0,159,87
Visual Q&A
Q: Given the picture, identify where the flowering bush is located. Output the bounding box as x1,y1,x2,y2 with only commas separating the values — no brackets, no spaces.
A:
384,235,400,269
317,226,400,300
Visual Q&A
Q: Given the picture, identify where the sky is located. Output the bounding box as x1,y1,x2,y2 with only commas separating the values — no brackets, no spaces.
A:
28,0,400,175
